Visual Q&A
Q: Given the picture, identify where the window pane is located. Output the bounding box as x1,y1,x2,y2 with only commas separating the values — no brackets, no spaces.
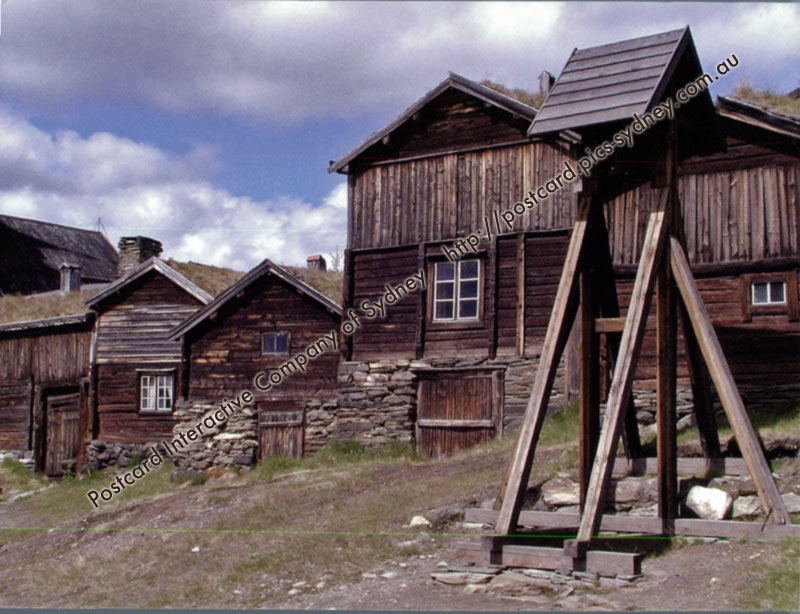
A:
436,280,454,299
460,260,479,279
752,282,768,304
140,376,155,411
770,281,785,303
275,332,289,353
262,333,276,354
459,299,478,319
435,262,455,281
460,279,478,299
156,376,173,411
435,301,454,320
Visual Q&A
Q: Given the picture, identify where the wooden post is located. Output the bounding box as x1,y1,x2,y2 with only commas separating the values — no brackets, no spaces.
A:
656,242,678,532
669,237,790,524
494,197,594,535
516,233,526,356
579,267,600,508
572,193,669,552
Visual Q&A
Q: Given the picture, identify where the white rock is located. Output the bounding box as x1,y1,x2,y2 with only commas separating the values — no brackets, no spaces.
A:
431,572,493,586
540,477,580,507
361,572,377,579
436,560,448,568
409,515,431,528
287,589,299,596
733,495,762,518
381,571,398,579
783,493,800,513
191,546,200,553
316,581,326,590
686,486,732,520
464,583,488,594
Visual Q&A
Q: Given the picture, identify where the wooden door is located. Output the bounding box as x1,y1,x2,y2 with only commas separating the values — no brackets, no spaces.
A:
416,369,504,458
44,390,81,476
258,410,304,459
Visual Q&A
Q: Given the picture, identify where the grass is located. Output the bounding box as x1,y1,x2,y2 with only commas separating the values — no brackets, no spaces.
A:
286,266,343,305
737,541,800,611
731,84,800,120
0,289,96,325
166,260,245,297
0,457,48,497
481,79,545,109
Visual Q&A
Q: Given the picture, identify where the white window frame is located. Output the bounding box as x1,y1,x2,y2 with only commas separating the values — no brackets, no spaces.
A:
433,259,481,322
262,331,290,355
751,280,786,306
139,374,173,412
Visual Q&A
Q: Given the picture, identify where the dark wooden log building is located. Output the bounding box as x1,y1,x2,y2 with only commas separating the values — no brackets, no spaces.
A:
86,258,212,446
0,314,94,475
330,36,800,456
171,259,342,458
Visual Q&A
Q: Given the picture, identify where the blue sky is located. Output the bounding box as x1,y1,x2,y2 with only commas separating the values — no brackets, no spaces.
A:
0,1,797,271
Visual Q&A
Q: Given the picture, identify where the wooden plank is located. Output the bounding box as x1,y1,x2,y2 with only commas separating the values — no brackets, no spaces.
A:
516,233,526,355
656,237,678,532
494,197,594,535
669,236,790,525
575,194,670,550
416,418,494,428
466,509,800,539
595,316,626,332
585,550,642,575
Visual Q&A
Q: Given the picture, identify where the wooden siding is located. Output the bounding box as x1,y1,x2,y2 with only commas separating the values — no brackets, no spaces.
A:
349,140,577,250
0,326,91,451
186,274,339,404
95,271,203,364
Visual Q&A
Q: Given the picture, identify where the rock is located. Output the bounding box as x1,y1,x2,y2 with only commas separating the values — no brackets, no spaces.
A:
540,477,580,507
463,583,488,594
287,589,299,596
783,493,800,513
737,477,758,496
361,572,377,579
409,515,431,528
431,572,493,586
436,561,448,568
708,476,740,497
488,571,545,593
686,486,733,520
315,581,326,590
426,505,462,530
733,495,762,518
191,546,200,553
380,571,398,579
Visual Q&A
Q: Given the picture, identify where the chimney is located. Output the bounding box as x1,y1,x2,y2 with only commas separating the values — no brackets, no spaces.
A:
538,70,555,96
60,263,81,292
306,254,327,271
117,236,163,277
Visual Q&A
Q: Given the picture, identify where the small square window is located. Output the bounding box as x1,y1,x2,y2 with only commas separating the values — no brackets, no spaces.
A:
262,332,290,355
752,281,786,305
433,259,481,322
140,374,173,412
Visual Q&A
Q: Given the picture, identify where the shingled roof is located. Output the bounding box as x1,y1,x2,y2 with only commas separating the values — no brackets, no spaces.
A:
0,213,118,295
529,27,701,136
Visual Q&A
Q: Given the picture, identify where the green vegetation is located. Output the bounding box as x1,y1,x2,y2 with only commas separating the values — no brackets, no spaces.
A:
0,457,47,496
286,266,343,305
738,541,800,611
166,259,245,297
731,84,800,120
481,79,545,110
0,289,95,325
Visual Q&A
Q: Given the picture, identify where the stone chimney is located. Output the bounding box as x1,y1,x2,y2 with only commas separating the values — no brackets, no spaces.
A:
306,254,327,271
117,236,163,277
538,70,555,96
60,263,81,292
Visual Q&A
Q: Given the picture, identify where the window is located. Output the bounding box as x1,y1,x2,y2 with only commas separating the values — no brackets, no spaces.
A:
433,259,481,321
751,280,786,305
262,331,290,355
140,374,173,412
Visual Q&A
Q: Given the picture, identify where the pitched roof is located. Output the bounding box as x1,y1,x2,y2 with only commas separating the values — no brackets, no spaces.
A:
170,258,342,340
0,213,118,284
529,27,701,136
0,313,93,336
328,72,539,173
717,95,800,139
85,257,213,309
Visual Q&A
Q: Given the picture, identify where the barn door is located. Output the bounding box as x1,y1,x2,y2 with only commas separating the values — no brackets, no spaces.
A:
44,390,81,477
258,410,304,459
416,369,504,458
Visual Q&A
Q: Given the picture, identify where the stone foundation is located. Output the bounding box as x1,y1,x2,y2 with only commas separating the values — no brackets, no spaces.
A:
0,449,35,470
84,441,163,471
167,401,259,472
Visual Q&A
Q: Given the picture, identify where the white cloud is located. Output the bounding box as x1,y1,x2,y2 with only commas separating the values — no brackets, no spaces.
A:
0,107,347,271
1,1,797,123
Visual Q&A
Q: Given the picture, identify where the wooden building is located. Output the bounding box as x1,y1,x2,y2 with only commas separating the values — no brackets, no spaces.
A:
86,257,212,449
329,31,800,456
0,214,118,296
0,314,94,476
170,259,342,459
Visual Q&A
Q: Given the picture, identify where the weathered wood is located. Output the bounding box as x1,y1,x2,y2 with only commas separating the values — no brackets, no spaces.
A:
516,233,526,355
495,197,594,534
579,268,600,509
576,193,669,548
595,316,626,332
669,237,791,524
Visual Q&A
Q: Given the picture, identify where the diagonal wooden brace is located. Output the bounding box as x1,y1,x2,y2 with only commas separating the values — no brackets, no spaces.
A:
573,192,670,550
669,237,790,525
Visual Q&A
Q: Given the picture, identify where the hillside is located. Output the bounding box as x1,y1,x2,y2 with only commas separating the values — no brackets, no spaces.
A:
0,408,797,610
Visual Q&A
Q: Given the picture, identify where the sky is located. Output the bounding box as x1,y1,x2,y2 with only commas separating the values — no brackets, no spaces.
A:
0,1,797,272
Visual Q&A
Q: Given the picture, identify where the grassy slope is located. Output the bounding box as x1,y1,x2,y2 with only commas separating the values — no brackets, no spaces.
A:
0,289,96,324
730,84,800,120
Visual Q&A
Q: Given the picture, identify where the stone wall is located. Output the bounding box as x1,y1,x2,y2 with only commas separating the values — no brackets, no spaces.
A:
84,440,163,471
166,401,259,472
